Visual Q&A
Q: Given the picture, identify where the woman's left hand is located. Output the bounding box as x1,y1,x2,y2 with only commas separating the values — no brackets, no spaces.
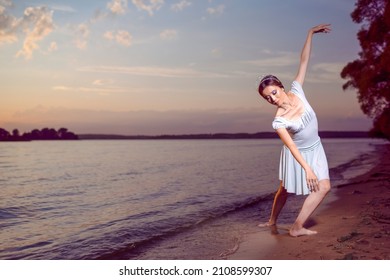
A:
305,168,319,192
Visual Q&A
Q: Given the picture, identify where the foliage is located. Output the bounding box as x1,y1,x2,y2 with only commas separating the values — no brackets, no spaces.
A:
341,0,390,139
0,127,78,141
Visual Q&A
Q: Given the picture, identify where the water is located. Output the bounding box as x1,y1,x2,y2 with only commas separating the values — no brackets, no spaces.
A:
0,138,385,259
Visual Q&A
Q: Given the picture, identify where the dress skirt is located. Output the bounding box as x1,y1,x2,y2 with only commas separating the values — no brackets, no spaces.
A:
279,139,329,195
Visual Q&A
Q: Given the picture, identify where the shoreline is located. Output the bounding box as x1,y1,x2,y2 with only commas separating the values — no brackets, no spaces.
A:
227,143,390,260
77,132,371,140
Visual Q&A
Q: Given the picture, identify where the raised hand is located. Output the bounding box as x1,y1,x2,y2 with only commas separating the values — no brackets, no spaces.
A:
311,24,331,34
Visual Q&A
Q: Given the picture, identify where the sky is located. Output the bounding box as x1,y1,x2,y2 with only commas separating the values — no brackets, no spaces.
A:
0,0,372,135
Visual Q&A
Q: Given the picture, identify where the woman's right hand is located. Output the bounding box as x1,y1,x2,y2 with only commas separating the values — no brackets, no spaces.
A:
305,168,319,192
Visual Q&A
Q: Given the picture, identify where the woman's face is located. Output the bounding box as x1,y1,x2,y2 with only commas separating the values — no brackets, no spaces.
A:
261,85,284,106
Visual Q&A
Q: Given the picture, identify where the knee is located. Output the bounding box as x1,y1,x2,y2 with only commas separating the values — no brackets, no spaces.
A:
320,180,331,194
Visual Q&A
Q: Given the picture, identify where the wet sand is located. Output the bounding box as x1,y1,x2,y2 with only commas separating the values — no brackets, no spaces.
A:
228,143,390,260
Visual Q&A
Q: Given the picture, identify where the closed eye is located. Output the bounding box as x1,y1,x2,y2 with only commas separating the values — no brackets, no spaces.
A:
263,90,277,103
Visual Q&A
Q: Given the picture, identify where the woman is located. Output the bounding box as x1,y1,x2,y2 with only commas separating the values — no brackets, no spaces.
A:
257,24,332,237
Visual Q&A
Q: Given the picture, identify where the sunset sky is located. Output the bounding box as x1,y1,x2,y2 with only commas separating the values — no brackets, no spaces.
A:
0,0,371,135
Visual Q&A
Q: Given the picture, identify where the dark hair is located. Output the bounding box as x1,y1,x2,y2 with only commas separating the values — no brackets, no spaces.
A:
258,75,284,96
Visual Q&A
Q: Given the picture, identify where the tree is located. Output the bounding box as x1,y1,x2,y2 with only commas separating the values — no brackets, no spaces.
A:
58,128,68,138
58,127,78,140
41,127,59,140
12,129,20,140
341,0,390,139
30,129,42,140
0,128,11,141
1,127,78,141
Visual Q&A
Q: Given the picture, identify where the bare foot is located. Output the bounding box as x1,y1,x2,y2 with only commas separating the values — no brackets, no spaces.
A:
289,227,318,237
258,221,275,228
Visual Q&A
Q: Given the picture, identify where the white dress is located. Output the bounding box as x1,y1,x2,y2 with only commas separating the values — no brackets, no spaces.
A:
272,81,329,195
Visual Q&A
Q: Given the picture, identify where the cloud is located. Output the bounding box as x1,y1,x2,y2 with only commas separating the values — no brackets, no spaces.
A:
243,51,298,68
91,8,108,23
131,0,164,16
92,79,114,86
16,6,54,59
107,0,128,15
48,41,57,51
160,29,177,40
74,23,90,50
206,4,224,15
0,5,18,44
308,62,345,83
312,63,344,74
1,4,55,57
104,30,132,46
103,30,114,40
0,0,12,7
52,85,126,95
78,65,229,78
242,50,346,84
52,86,69,91
115,30,132,46
171,0,191,12
211,48,221,57
50,5,76,13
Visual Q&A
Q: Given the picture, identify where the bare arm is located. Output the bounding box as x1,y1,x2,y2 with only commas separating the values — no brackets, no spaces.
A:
294,24,331,86
276,128,319,192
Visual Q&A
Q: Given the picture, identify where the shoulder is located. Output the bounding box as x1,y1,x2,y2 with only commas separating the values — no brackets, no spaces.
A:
290,80,305,96
274,107,285,118
272,116,287,130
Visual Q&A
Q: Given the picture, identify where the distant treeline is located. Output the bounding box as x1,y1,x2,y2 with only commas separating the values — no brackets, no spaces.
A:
0,127,78,141
79,131,371,140
1,129,372,142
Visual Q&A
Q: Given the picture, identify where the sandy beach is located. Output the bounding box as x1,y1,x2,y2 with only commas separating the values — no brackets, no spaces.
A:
228,142,390,260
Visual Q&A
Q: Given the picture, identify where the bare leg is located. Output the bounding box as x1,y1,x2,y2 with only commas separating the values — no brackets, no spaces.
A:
289,179,331,237
259,182,288,227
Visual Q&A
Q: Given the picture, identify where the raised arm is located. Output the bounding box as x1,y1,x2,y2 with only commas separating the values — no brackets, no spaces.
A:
294,24,331,86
